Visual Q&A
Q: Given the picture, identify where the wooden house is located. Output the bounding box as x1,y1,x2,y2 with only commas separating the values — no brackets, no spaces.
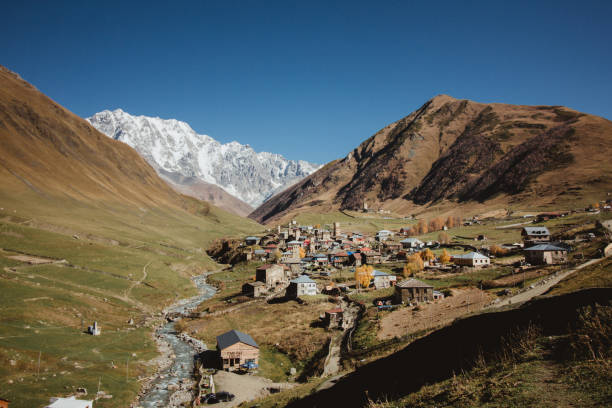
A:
394,278,434,304
350,252,362,266
521,227,551,245
217,329,259,371
362,251,382,264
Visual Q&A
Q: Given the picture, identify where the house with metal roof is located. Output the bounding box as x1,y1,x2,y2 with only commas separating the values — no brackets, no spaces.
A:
400,237,424,249
521,227,551,245
524,244,568,265
216,329,259,372
371,269,397,289
452,252,490,268
286,275,317,298
394,278,434,303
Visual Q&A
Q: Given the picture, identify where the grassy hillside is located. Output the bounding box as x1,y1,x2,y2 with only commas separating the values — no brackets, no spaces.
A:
0,65,263,406
251,95,612,225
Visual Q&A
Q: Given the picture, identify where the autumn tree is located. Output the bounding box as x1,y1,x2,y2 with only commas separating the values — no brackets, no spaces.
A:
273,249,282,263
420,248,435,262
417,219,428,235
405,254,424,275
298,247,306,258
355,265,374,288
429,217,444,232
490,245,509,257
438,231,450,244
439,249,451,264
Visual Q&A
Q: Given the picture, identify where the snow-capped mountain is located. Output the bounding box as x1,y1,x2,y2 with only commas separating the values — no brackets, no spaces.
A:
87,109,320,208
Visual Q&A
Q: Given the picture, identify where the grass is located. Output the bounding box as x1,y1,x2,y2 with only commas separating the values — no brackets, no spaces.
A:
185,296,334,381
0,193,262,407
417,267,511,290
547,256,612,296
367,310,612,408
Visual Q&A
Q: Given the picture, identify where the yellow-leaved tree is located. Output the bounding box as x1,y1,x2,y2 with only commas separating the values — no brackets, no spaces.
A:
273,249,282,263
405,254,424,276
298,247,306,258
420,248,435,262
355,265,374,288
439,249,451,264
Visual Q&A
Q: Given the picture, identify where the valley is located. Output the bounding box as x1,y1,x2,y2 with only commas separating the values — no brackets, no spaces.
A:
0,63,610,408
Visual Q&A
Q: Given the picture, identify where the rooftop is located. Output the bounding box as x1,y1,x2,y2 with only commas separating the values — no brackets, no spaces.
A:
396,278,433,288
453,251,489,260
216,329,258,350
291,275,316,284
524,244,567,251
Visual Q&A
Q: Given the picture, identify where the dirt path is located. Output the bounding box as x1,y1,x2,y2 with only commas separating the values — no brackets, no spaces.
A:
212,370,294,407
126,260,151,299
488,257,604,309
379,288,492,340
321,298,359,377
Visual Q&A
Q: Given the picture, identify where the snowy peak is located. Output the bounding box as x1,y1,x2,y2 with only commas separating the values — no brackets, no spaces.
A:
86,110,320,207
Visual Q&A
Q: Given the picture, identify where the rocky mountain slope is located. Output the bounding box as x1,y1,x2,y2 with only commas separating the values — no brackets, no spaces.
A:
87,109,320,209
250,95,612,224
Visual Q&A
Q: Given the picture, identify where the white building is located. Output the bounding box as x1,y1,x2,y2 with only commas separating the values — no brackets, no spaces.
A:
452,252,490,267
45,396,94,408
87,321,100,336
286,275,317,298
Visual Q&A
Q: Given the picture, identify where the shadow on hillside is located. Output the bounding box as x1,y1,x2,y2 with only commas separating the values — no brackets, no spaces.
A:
286,288,612,408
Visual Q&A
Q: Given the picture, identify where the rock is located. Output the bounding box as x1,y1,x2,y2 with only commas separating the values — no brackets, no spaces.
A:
290,367,297,375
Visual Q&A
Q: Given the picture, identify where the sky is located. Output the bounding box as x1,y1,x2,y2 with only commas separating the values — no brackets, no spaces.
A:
2,0,612,163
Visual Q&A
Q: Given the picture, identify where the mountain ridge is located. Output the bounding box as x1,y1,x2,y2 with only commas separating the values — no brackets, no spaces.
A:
250,95,612,224
87,109,320,208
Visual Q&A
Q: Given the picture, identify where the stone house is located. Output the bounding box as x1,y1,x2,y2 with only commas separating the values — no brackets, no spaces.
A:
286,275,317,298
524,244,568,265
217,329,259,371
255,264,287,289
350,252,362,266
323,308,343,329
394,278,434,304
452,252,490,268
371,270,397,289
242,281,266,297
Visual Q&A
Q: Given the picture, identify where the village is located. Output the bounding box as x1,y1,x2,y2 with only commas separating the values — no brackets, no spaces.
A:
7,201,610,408
165,200,612,407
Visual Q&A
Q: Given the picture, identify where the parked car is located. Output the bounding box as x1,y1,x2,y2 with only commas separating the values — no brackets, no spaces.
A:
204,391,235,404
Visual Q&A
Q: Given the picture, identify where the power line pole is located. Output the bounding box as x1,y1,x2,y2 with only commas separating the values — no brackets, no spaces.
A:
37,350,41,380
126,357,129,382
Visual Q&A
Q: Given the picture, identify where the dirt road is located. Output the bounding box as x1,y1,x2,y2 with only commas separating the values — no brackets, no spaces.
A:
487,257,604,309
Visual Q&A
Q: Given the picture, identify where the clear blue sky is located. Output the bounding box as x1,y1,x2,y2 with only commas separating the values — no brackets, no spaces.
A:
3,1,611,163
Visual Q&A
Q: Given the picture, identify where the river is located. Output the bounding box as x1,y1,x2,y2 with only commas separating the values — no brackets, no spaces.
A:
139,273,217,407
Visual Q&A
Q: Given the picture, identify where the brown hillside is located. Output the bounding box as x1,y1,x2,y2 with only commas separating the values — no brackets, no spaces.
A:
0,65,185,207
250,95,612,224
